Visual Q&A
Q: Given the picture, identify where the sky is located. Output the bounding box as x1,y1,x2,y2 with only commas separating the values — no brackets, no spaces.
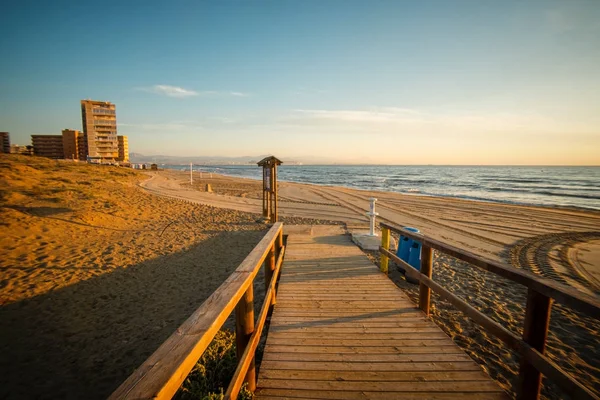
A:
1,0,599,165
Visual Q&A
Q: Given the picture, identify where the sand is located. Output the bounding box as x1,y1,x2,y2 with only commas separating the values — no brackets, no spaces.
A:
1,157,599,399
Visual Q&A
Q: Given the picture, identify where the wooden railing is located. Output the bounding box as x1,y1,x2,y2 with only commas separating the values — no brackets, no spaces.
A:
109,222,285,400
379,222,600,400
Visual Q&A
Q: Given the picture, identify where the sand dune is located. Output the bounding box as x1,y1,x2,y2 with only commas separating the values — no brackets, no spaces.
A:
0,156,333,399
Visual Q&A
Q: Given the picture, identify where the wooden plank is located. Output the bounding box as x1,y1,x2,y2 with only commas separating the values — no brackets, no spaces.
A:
262,352,474,363
518,288,552,400
270,317,429,324
279,299,410,310
380,226,390,273
269,310,422,318
277,294,403,300
264,247,275,301
279,289,398,293
419,245,433,316
256,389,508,400
234,284,255,391
268,327,442,334
259,360,484,372
258,379,505,392
265,332,449,340
269,322,433,329
263,345,464,354
259,369,489,381
264,338,463,347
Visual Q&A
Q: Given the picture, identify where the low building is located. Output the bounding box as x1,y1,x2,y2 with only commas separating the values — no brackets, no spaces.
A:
62,129,85,160
117,135,129,162
10,144,34,155
0,132,10,153
31,135,64,159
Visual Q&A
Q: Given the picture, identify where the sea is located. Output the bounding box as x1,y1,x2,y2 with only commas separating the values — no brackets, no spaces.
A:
163,165,600,211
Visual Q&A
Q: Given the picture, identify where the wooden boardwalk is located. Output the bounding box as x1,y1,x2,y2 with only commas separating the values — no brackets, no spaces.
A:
255,226,508,400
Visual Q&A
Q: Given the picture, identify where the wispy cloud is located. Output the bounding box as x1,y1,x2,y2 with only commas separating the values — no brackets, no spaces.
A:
137,85,250,98
287,107,597,136
293,108,425,124
142,85,198,98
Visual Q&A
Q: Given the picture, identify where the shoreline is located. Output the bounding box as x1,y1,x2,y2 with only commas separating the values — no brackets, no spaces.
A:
150,169,600,294
163,165,600,213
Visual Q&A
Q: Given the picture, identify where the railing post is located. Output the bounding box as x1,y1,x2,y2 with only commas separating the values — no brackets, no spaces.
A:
419,245,433,316
277,229,284,251
235,285,256,392
265,244,276,305
380,227,390,274
518,288,553,400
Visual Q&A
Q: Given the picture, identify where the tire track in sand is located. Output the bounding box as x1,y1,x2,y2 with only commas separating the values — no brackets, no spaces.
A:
509,231,600,294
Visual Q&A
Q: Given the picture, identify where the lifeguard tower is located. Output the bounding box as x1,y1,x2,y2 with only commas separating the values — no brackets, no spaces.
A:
257,156,282,222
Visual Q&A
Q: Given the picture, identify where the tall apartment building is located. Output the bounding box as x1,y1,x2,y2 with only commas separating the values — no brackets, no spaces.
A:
31,135,64,159
81,100,118,162
117,135,129,162
62,129,85,160
0,132,10,153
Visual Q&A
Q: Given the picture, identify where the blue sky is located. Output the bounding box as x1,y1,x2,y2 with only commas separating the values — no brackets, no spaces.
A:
1,0,599,164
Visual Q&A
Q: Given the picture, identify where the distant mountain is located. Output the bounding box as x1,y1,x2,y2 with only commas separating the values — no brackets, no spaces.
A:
129,153,274,165
128,153,346,165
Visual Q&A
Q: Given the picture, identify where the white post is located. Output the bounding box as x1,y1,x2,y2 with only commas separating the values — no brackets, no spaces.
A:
366,198,379,236
190,162,193,185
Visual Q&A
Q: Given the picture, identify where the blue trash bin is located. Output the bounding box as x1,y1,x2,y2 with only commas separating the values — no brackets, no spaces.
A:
396,227,420,270
398,236,412,261
408,240,422,271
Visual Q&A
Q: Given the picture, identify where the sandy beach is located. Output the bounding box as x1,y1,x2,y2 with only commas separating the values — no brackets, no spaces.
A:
1,156,599,399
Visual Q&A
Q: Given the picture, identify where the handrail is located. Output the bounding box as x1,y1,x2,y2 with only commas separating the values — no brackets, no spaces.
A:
380,222,600,318
109,222,285,400
225,244,285,398
379,222,600,400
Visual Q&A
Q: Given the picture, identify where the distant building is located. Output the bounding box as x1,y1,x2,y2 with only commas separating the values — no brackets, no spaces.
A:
0,132,10,153
62,129,85,160
81,100,118,162
32,135,64,159
117,135,129,162
10,144,33,155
